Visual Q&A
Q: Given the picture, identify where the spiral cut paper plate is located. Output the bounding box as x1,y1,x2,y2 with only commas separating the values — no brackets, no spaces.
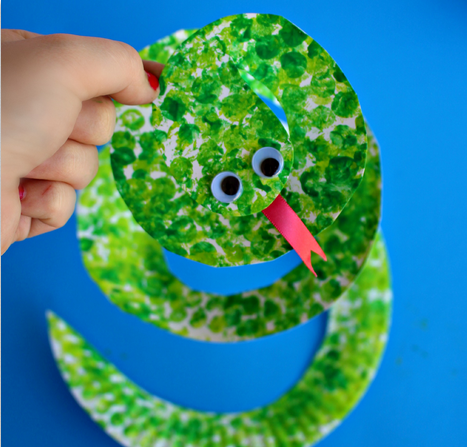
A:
46,15,392,447
48,236,391,447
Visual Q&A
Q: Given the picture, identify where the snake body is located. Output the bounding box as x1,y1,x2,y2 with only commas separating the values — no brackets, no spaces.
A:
49,235,391,447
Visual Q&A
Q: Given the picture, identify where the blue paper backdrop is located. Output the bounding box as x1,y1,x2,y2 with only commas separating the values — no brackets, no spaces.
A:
2,0,467,446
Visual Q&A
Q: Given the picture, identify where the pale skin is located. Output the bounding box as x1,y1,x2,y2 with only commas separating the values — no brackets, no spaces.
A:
1,30,164,254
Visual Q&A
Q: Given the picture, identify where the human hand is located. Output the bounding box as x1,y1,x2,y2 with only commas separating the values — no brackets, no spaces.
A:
1,29,163,254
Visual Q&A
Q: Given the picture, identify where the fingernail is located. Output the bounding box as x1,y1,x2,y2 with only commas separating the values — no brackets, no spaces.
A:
19,185,25,201
145,71,159,91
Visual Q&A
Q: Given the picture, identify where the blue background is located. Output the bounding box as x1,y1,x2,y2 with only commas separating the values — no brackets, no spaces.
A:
2,0,467,445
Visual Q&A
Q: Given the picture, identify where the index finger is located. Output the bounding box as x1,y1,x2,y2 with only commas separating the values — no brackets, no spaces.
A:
26,33,160,105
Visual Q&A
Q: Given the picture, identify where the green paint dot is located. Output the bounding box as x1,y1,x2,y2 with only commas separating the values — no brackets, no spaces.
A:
132,169,146,179
332,65,347,83
250,230,275,257
160,96,186,121
139,131,167,152
237,319,260,336
309,303,324,317
171,157,193,185
220,93,256,120
179,124,200,144
111,131,135,150
330,125,358,150
79,238,94,252
251,63,278,91
111,147,136,167
264,300,280,318
190,309,207,328
255,35,281,60
280,51,308,78
225,308,242,327
279,22,307,47
308,106,335,130
189,241,218,264
110,412,125,426
121,109,145,130
307,40,323,59
224,244,246,263
193,76,221,104
310,74,336,98
158,75,167,95
170,308,187,322
241,296,260,315
281,84,307,111
299,169,319,198
331,91,359,118
208,315,225,333
325,156,355,185
168,216,197,243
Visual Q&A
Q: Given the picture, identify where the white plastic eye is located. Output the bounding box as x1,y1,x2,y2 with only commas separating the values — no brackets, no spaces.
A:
211,171,243,203
252,147,284,178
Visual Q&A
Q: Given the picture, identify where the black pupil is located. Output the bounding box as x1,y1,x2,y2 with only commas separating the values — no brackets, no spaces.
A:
261,158,280,177
221,176,240,196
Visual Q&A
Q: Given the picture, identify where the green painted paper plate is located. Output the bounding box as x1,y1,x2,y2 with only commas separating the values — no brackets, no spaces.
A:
47,17,392,447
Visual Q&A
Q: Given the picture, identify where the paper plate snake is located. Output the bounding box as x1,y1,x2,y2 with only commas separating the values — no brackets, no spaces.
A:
48,14,392,447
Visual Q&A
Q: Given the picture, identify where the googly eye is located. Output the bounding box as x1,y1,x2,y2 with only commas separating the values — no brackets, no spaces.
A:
252,147,284,178
211,172,243,203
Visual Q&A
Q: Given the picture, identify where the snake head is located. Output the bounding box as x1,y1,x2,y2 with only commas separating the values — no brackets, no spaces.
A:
153,59,293,217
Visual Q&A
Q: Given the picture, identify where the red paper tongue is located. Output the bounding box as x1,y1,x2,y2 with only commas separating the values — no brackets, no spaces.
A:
262,195,327,277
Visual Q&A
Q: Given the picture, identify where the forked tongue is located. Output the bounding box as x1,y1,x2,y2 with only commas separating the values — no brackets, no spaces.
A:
262,195,327,277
